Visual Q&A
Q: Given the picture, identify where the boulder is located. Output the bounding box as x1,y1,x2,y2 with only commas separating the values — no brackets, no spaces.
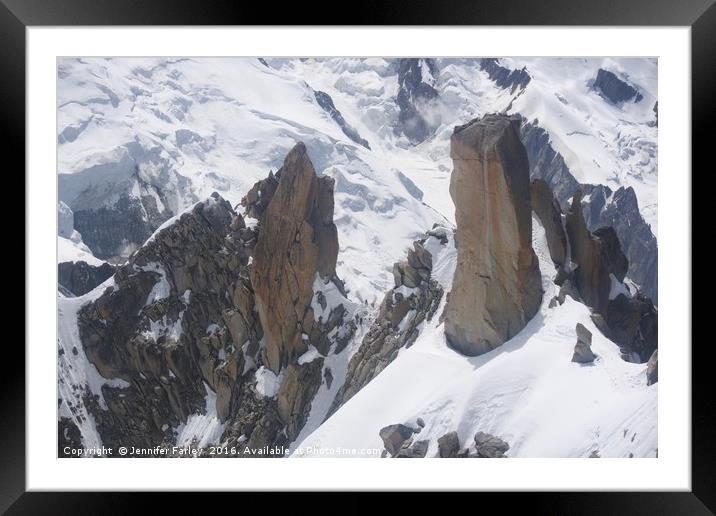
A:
572,323,596,363
437,431,460,458
474,431,510,458
444,114,542,356
397,439,429,458
379,424,415,457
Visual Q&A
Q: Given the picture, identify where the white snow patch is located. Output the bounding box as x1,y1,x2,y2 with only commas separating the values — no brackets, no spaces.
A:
254,366,282,398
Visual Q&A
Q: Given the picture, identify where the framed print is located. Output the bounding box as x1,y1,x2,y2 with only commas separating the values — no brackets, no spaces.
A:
5,0,712,511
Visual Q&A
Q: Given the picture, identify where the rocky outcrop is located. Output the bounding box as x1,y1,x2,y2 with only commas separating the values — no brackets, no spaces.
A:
531,179,567,269
395,58,439,144
473,431,510,458
437,431,460,458
593,293,657,363
521,120,580,204
78,194,259,448
74,144,351,454
58,261,115,296
581,184,658,304
646,349,658,385
379,424,415,456
566,191,628,314
277,358,324,441
246,142,341,374
521,120,657,304
444,114,542,356
572,323,596,363
480,58,531,93
593,69,643,104
314,90,370,149
327,227,447,418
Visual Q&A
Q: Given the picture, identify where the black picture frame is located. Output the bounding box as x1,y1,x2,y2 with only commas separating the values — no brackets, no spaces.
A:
5,0,711,512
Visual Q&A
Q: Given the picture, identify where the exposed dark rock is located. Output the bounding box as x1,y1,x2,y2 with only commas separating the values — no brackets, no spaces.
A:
395,58,439,144
58,260,115,296
521,120,580,204
241,169,280,220
572,323,596,363
581,184,657,304
277,358,324,441
480,58,531,93
595,293,658,363
379,424,415,456
74,144,350,454
437,431,460,458
58,417,83,457
73,191,173,260
646,349,658,385
416,417,425,428
531,179,567,268
566,191,627,314
77,194,256,448
593,69,643,104
474,431,510,458
396,439,429,458
444,114,542,356
314,90,370,149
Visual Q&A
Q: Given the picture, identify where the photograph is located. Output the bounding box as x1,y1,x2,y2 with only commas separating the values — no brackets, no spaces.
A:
56,56,660,459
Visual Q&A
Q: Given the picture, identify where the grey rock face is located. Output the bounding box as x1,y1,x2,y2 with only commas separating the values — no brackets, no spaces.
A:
379,424,415,456
58,261,115,296
593,69,643,104
314,90,370,149
521,120,580,204
521,120,657,304
572,323,596,363
437,431,460,458
395,58,439,144
277,359,325,441
73,192,173,260
480,58,531,93
444,114,542,356
581,184,658,304
530,179,567,269
326,228,446,418
595,293,658,363
566,191,628,314
646,349,658,385
474,431,510,458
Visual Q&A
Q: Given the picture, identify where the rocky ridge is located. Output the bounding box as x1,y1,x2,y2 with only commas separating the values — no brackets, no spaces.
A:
326,226,449,418
68,143,354,455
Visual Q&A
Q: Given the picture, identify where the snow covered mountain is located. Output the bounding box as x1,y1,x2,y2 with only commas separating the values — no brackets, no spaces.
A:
57,57,658,459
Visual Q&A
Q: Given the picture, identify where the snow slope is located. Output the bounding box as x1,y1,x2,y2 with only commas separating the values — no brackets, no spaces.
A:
292,218,657,458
